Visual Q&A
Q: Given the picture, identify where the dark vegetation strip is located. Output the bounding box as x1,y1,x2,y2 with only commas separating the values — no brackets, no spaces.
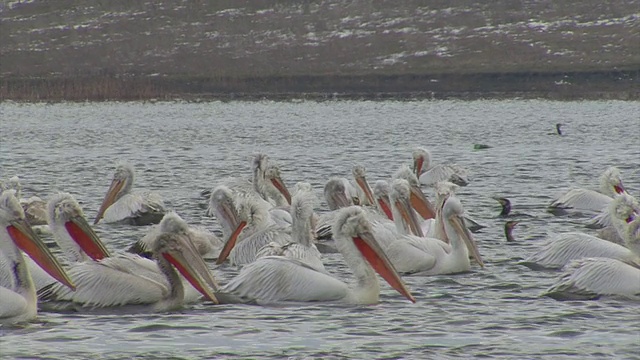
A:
1,70,638,102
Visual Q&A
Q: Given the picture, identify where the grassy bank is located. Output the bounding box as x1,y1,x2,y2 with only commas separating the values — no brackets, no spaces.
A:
1,70,638,102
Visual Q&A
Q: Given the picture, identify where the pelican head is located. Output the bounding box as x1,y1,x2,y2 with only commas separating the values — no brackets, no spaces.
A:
293,181,313,195
504,221,519,242
352,165,375,205
332,206,415,303
324,178,352,211
48,192,111,261
442,196,484,267
0,192,75,291
94,162,135,224
373,180,393,220
393,165,436,220
153,231,219,304
493,196,512,217
412,147,431,177
207,185,240,233
1,176,22,200
216,197,270,264
600,167,625,197
390,179,424,237
265,163,292,205
610,193,639,225
251,153,270,178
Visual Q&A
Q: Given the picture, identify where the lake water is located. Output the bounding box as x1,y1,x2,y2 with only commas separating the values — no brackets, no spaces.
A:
1,100,639,359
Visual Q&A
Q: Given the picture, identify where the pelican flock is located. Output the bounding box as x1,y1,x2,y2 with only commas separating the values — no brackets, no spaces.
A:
0,145,637,326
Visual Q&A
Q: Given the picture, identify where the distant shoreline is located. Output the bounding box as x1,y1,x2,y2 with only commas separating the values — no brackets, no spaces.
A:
1,70,638,102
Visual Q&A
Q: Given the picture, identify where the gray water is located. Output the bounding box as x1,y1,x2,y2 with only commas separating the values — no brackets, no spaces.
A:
1,100,639,359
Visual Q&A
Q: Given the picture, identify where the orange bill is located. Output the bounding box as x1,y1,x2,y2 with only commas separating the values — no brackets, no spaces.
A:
355,177,375,205
8,220,76,290
163,250,219,304
352,232,415,303
215,220,247,264
94,178,125,224
65,216,111,261
271,177,292,205
377,198,394,220
395,198,424,237
410,186,436,220
413,157,424,177
450,215,484,267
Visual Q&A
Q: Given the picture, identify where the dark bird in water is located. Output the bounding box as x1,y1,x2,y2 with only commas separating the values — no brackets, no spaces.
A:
504,221,519,242
493,197,534,218
555,123,564,136
495,197,512,217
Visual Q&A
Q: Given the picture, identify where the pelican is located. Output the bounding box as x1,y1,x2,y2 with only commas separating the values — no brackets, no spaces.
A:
373,180,393,220
1,176,49,230
0,192,75,325
375,179,484,275
315,178,356,240
392,165,437,221
542,214,640,300
352,165,375,206
215,195,292,267
130,221,224,260
255,187,325,272
94,162,166,225
220,206,415,304
548,166,626,215
412,147,469,187
41,207,219,309
523,194,640,270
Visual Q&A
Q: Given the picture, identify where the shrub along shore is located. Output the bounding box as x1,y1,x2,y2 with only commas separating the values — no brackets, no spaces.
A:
1,70,638,102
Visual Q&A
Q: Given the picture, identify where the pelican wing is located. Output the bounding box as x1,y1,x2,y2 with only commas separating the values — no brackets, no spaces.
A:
40,255,169,307
103,192,165,224
222,256,348,303
0,287,29,319
549,188,612,212
543,258,640,300
256,243,326,273
523,232,633,269
230,226,291,266
385,239,438,274
419,164,469,186
269,207,293,227
21,196,48,225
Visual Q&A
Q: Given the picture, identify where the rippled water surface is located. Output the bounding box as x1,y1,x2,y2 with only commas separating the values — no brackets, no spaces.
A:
1,100,639,359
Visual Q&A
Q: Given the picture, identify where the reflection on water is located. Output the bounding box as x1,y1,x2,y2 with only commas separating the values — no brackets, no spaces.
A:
1,100,639,359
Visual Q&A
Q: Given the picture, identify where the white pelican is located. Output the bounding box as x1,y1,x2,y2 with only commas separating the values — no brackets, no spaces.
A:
263,162,292,207
375,179,484,275
215,195,292,267
412,147,470,187
542,213,640,300
373,180,394,220
352,165,375,206
131,221,224,260
94,162,166,225
220,206,415,304
523,194,640,270
315,178,356,240
255,186,325,272
0,192,75,325
41,208,219,310
392,165,437,221
548,166,626,215
1,176,49,230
